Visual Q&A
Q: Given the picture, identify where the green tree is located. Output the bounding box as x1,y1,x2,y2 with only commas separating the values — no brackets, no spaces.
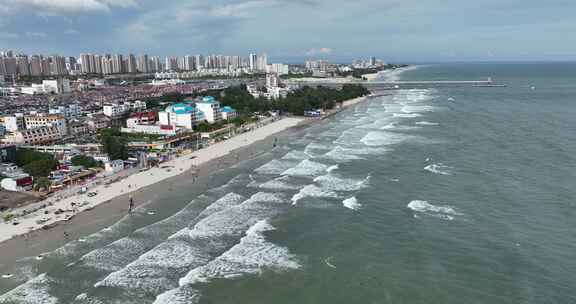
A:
34,177,51,191
71,155,101,168
98,128,129,160
16,149,58,178
23,159,58,178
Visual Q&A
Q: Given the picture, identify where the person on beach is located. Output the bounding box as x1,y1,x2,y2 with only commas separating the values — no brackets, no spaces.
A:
128,195,134,214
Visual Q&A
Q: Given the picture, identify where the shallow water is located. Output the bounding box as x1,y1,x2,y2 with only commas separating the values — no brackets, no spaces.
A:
1,63,576,303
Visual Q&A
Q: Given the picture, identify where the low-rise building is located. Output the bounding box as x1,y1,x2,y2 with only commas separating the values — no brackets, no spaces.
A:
195,96,222,123
2,126,63,145
221,106,237,120
121,124,181,136
104,159,124,174
126,111,156,128
25,114,68,136
49,104,81,118
0,163,33,192
103,100,146,117
159,103,204,129
0,114,25,132
86,114,111,132
20,79,71,95
68,121,90,137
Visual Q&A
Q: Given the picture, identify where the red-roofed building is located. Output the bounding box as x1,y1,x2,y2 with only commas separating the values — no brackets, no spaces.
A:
127,111,156,128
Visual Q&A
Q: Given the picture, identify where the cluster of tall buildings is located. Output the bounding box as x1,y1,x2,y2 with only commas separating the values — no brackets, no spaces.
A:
352,56,385,68
0,49,271,78
0,51,70,77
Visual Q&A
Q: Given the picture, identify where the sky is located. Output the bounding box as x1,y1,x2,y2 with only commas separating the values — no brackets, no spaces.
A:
0,0,575,62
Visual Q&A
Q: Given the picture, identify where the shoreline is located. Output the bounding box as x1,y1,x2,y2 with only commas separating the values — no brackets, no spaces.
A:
0,118,304,245
0,94,372,268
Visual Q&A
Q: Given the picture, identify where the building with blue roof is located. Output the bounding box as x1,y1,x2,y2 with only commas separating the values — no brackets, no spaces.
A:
159,103,205,129
221,106,237,120
196,96,222,123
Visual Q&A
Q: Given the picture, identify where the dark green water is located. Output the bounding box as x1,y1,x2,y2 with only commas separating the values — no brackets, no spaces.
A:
1,63,575,303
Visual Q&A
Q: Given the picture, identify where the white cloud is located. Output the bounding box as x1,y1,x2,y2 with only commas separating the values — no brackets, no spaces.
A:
306,47,333,56
0,32,19,39
26,31,48,38
64,29,80,35
210,1,272,18
0,0,138,15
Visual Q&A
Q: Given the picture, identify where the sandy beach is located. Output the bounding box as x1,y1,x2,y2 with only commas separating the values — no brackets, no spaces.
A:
0,117,304,245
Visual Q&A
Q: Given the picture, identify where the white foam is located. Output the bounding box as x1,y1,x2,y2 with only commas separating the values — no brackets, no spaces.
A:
323,147,363,161
326,165,339,173
407,200,461,220
281,159,329,177
342,197,362,210
95,192,284,294
415,121,439,126
401,105,435,113
380,123,421,131
0,274,57,304
313,174,369,192
154,287,201,304
179,220,299,286
393,113,422,118
254,160,298,175
360,131,414,147
258,176,301,191
291,185,339,205
198,193,245,219
424,163,453,175
281,150,309,160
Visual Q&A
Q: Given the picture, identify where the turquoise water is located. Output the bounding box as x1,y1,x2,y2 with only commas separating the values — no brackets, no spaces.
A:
1,63,575,303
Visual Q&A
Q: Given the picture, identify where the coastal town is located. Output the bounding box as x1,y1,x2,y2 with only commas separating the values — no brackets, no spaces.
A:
0,50,394,243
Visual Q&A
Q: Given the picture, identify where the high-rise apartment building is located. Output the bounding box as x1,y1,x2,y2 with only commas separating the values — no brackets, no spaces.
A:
137,54,149,73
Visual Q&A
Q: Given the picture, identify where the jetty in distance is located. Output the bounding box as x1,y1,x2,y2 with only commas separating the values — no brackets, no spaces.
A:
293,77,507,89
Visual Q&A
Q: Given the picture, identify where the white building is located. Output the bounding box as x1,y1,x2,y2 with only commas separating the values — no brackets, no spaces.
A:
0,164,33,191
103,100,146,117
1,114,25,132
268,63,289,76
121,124,181,136
2,126,63,145
104,160,124,174
221,106,237,120
159,103,205,129
49,104,81,118
24,114,68,136
195,96,222,123
21,79,71,95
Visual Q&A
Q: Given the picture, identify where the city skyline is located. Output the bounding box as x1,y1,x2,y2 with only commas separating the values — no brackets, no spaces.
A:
0,0,575,62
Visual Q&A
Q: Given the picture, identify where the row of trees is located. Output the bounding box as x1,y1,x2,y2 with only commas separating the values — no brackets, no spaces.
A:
215,84,370,116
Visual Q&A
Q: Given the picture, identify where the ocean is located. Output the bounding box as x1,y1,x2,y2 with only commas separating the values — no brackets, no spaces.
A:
1,63,576,303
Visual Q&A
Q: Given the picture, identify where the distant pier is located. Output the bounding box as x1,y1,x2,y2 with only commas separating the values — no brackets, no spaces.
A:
290,78,506,89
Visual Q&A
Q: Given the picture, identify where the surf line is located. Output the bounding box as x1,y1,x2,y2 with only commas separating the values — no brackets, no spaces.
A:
324,257,337,269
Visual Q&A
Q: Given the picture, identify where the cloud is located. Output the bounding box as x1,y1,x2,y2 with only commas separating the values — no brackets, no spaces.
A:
0,0,138,15
210,1,273,18
306,47,333,56
26,31,48,38
0,32,19,39
118,0,315,51
64,29,80,35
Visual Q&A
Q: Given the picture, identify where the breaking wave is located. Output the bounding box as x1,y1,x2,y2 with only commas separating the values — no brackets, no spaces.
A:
407,200,461,221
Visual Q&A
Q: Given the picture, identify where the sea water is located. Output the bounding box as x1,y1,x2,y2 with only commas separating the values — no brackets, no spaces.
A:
1,63,576,304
